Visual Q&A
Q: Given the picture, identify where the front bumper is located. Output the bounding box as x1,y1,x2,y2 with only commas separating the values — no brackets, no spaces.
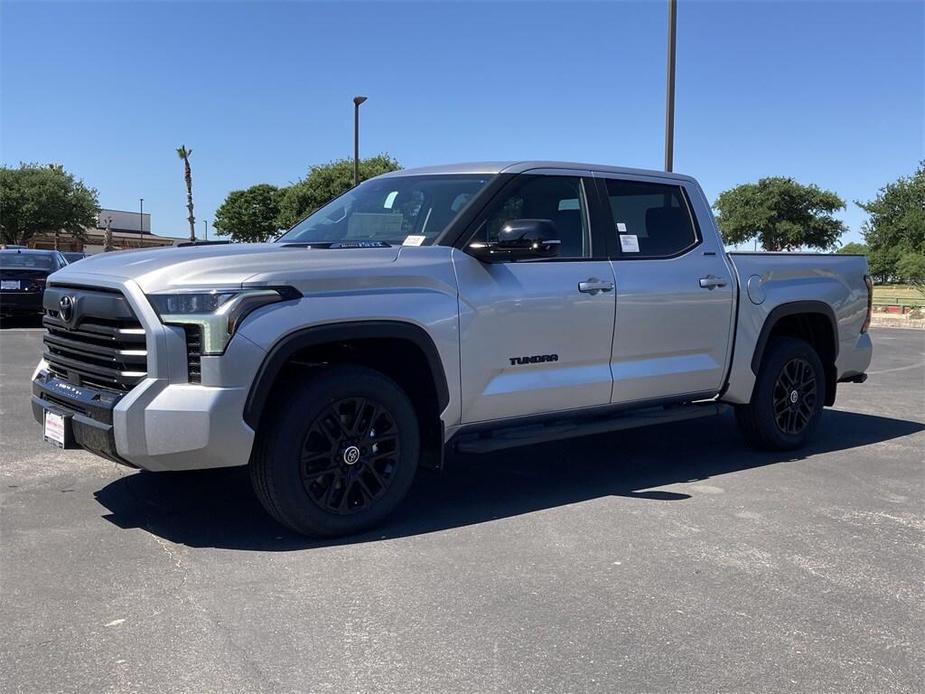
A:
31,273,268,472
32,371,130,465
32,364,259,472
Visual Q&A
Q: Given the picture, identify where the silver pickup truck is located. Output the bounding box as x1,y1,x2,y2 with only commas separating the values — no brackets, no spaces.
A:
32,162,873,536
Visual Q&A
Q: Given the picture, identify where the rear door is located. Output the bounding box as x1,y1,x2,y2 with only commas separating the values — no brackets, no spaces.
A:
454,171,617,423
594,175,736,405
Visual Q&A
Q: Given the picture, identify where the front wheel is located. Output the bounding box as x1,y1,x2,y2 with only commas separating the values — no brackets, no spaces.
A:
735,337,826,451
250,366,420,537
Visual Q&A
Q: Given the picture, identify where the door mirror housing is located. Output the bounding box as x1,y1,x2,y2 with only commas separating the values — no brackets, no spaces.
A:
468,219,561,262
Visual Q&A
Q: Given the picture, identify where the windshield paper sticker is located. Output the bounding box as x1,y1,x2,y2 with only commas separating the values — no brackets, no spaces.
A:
403,235,426,246
617,222,627,232
620,234,640,253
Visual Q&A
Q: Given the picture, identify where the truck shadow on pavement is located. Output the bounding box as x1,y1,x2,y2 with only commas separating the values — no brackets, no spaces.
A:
94,409,923,551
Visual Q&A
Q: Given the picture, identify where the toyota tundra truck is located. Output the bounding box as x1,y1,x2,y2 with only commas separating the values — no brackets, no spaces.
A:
31,162,873,537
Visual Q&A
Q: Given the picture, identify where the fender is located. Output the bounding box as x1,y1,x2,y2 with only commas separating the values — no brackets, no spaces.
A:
750,300,838,374
243,320,450,430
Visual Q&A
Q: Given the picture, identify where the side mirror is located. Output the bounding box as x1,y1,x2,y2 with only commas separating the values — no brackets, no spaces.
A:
468,219,561,262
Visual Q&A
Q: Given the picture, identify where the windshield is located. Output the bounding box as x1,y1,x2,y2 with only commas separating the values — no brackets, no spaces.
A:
0,253,56,270
278,174,491,246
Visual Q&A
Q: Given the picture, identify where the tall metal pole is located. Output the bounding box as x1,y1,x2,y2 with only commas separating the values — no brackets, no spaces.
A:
664,0,678,172
353,96,367,187
203,219,208,241
139,198,144,248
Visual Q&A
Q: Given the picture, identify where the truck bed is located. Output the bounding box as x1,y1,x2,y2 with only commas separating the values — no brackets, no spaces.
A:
721,251,871,404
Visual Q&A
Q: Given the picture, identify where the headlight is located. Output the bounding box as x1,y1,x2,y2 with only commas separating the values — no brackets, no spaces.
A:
147,292,239,315
146,287,300,355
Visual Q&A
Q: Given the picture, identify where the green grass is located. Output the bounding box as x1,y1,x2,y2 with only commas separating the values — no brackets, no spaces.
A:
873,284,924,306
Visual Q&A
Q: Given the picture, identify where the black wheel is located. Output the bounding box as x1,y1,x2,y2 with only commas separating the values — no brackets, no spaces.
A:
250,366,420,537
735,337,826,451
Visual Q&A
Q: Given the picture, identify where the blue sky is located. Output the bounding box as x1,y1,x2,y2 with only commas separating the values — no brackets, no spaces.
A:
1,0,922,245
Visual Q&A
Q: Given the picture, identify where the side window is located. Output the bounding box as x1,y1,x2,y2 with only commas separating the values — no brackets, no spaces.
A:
603,179,698,258
476,175,591,259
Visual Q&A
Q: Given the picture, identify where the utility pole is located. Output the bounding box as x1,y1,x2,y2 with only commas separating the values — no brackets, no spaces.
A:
139,198,144,248
203,219,208,241
353,96,367,187
664,0,678,172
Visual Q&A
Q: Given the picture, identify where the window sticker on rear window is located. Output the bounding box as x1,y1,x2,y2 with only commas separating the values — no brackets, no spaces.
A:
620,234,640,253
617,222,627,232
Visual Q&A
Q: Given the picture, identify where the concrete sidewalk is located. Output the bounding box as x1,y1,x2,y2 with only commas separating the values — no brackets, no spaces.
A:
871,314,925,329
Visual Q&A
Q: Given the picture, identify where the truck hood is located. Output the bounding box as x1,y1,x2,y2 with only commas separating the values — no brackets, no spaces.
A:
50,243,403,294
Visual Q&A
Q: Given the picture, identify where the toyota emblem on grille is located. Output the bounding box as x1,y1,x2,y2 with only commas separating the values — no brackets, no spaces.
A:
58,295,74,322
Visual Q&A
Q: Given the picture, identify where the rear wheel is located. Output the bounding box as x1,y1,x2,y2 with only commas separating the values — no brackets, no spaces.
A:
251,366,420,537
735,337,826,451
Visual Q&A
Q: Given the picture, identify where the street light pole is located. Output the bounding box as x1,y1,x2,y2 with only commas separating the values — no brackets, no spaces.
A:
203,219,208,241
139,198,144,248
664,0,678,172
353,95,368,187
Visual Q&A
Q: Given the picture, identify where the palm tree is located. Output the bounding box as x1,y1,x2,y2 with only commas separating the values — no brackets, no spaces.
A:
176,145,196,242
103,215,114,252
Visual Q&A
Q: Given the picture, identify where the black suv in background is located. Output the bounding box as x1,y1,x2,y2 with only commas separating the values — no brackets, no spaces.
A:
0,248,68,318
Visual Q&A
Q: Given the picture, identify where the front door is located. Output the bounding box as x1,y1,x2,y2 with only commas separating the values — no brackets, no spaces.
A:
454,173,616,423
595,175,736,405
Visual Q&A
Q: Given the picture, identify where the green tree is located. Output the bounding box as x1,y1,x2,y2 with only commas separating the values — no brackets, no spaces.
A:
713,177,846,251
0,163,99,247
213,184,284,243
836,241,868,255
176,145,196,242
858,162,924,283
277,154,400,229
896,252,925,286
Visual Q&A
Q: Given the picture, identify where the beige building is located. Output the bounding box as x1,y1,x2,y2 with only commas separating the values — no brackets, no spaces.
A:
29,208,178,253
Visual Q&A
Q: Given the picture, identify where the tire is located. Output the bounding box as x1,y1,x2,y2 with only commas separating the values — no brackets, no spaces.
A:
250,365,420,537
735,337,827,451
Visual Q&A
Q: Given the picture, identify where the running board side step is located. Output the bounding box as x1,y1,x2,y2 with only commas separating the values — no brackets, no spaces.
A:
453,402,729,455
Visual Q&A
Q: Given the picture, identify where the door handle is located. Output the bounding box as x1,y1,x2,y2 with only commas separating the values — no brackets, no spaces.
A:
699,275,727,289
578,278,614,295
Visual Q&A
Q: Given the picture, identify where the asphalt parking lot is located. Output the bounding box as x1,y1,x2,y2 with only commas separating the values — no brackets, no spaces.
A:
1,323,922,693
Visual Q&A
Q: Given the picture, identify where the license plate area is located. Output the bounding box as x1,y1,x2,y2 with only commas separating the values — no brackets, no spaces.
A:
43,408,72,448
1,280,21,290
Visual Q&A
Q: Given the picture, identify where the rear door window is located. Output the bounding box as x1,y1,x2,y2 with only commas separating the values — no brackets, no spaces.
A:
602,179,698,258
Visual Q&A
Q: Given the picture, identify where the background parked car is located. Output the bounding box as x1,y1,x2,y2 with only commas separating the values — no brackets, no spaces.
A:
0,248,67,318
62,251,87,263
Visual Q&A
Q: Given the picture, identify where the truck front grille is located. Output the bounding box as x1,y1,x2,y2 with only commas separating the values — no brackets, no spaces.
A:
42,286,148,392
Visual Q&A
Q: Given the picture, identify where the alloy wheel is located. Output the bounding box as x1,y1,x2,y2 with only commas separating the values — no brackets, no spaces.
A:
772,357,817,435
299,397,401,515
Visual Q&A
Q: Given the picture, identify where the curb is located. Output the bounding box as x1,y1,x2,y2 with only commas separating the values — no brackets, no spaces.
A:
870,316,925,330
